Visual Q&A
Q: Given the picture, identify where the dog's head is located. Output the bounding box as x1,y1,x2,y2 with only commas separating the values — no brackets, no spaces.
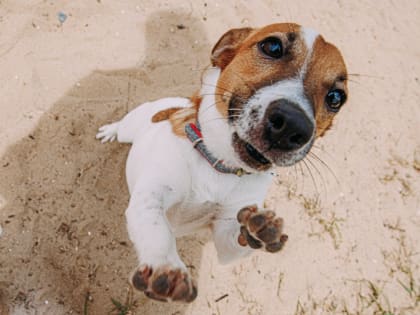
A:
202,23,348,172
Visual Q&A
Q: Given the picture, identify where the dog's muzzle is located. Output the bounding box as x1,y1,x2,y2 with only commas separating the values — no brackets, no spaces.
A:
264,99,314,151
232,98,315,171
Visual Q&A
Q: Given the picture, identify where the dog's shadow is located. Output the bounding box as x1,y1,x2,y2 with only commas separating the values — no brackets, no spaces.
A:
0,10,210,315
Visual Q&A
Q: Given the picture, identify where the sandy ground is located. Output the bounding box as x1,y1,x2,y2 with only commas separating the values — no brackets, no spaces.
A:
0,0,419,314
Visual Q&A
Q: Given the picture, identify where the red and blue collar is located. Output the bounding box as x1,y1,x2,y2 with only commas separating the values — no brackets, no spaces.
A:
185,122,249,177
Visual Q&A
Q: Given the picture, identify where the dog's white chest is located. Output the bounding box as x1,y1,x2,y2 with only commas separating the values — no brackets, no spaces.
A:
167,169,273,236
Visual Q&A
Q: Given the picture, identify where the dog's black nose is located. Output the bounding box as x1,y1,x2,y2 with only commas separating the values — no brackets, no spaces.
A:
265,99,314,151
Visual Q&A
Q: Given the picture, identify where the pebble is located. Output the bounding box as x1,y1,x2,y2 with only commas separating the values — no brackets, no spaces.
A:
58,12,67,24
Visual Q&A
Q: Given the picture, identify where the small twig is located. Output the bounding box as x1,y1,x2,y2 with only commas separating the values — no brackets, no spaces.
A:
215,294,229,303
277,272,284,297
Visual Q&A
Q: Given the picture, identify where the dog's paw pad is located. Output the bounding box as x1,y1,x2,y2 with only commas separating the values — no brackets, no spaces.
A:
237,207,288,253
130,265,197,303
131,265,152,291
237,204,258,224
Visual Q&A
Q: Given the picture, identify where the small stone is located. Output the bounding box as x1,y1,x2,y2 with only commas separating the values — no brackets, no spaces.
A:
58,12,67,24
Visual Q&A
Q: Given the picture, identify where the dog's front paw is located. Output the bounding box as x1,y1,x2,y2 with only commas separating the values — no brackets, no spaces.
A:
237,205,288,253
130,264,197,303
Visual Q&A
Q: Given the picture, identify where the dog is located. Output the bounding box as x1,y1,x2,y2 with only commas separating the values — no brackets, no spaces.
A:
96,23,348,302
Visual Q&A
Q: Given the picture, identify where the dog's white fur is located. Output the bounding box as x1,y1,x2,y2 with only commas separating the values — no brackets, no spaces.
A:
97,68,275,267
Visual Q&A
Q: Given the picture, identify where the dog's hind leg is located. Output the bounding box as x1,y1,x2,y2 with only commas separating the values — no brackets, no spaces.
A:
96,102,153,144
96,97,190,144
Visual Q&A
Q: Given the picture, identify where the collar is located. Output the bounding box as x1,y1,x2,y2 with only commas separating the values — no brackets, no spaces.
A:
185,122,249,177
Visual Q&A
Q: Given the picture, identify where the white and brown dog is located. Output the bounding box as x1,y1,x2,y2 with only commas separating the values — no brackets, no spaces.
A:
96,23,348,302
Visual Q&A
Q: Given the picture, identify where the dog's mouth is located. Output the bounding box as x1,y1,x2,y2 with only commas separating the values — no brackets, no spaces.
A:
232,131,314,171
232,133,272,171
245,142,270,165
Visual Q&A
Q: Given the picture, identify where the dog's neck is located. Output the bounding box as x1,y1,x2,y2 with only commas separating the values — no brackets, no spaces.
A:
197,67,251,172
152,66,271,174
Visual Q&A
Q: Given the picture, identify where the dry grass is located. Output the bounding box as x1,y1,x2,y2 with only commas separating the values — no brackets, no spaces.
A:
293,220,419,315
286,185,345,249
379,153,418,198
108,288,138,315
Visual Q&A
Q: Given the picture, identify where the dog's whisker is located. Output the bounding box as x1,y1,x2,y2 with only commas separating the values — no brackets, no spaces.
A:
347,78,361,84
199,92,247,102
308,151,340,186
200,82,238,96
199,101,246,119
293,164,299,191
199,99,228,116
312,145,336,161
347,73,384,80
199,92,235,98
199,115,241,125
301,159,319,196
296,161,305,191
305,155,327,197
200,83,248,106
197,89,245,113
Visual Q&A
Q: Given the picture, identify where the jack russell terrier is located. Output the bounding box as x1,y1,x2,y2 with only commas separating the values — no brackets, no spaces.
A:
96,23,348,302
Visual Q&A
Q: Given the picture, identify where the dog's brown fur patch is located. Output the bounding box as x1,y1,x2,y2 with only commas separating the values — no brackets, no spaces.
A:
151,93,202,137
151,107,183,123
303,36,348,137
211,24,307,118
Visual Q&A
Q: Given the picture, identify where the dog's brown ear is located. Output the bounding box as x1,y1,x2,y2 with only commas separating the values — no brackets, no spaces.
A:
211,27,253,70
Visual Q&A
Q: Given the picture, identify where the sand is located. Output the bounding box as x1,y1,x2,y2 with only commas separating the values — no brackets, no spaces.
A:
0,0,419,314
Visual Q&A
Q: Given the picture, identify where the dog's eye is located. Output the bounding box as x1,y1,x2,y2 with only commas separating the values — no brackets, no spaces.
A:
258,37,283,59
325,89,346,112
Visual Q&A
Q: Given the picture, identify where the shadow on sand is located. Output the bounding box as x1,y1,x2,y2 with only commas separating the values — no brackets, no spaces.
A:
0,10,211,315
